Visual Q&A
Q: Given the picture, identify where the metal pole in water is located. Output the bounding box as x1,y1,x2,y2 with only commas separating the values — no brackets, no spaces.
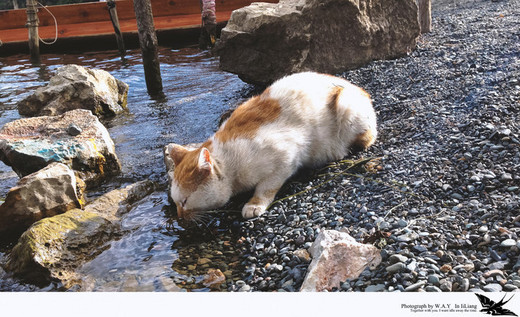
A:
26,0,40,62
132,0,163,96
107,0,126,59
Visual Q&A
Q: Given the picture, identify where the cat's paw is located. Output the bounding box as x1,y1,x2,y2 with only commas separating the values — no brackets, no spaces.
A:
242,204,266,219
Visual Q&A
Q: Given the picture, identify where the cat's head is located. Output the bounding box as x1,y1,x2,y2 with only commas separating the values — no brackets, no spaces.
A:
168,143,231,220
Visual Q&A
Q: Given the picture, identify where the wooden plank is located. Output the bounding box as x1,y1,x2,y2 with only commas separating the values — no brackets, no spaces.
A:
0,0,278,43
0,11,236,43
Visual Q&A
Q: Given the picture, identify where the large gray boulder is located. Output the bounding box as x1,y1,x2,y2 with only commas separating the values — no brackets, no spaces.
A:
0,109,121,187
300,230,382,291
0,163,84,234
17,64,128,117
5,180,155,287
216,0,420,85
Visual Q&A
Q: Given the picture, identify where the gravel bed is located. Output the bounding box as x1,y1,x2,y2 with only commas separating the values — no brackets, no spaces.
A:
229,0,520,292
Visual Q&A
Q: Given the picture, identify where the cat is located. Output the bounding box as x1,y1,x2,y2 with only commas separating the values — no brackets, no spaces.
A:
168,72,377,220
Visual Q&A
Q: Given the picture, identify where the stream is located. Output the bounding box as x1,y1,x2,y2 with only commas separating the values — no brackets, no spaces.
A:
0,47,256,291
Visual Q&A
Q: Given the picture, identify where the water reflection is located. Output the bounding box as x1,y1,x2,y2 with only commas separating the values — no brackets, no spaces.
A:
0,47,252,291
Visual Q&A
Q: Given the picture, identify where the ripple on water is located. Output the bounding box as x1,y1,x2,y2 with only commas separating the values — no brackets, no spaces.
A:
0,47,252,292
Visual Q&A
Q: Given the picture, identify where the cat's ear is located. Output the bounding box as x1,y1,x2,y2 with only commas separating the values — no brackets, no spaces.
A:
169,144,189,166
198,147,214,173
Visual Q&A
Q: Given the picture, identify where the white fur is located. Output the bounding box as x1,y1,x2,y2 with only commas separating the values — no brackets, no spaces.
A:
171,72,377,219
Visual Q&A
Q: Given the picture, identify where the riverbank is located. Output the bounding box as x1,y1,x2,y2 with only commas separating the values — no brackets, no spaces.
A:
233,0,520,292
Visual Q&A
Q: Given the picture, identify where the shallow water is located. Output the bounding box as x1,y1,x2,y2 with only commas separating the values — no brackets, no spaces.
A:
0,47,254,291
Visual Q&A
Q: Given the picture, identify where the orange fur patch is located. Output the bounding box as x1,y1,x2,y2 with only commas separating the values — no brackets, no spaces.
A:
352,129,376,150
173,140,213,192
359,87,371,99
327,85,344,114
215,92,281,143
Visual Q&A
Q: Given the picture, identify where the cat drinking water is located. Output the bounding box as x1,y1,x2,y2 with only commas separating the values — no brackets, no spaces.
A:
167,72,377,220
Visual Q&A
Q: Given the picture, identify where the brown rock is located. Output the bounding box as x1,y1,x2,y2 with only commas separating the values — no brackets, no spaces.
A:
216,0,420,85
0,163,83,234
202,268,226,289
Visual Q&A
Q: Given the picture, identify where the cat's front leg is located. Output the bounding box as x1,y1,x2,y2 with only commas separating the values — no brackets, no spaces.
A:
242,181,283,219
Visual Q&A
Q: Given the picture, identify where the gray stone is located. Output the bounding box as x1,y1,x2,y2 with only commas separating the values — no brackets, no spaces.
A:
365,284,386,292
215,0,420,85
386,262,407,274
0,163,83,234
300,230,382,291
503,284,519,292
389,254,408,264
5,180,155,287
405,281,426,292
427,274,440,286
425,286,442,292
0,109,121,186
482,283,503,292
500,239,517,248
17,64,128,117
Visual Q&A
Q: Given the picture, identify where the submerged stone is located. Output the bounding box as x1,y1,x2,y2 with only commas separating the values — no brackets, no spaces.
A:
17,64,128,117
0,109,121,186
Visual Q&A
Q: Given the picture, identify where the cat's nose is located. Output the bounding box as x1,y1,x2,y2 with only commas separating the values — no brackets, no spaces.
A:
176,203,193,220
176,202,185,219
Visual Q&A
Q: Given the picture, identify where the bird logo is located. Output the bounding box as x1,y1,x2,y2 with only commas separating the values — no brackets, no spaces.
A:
475,294,518,316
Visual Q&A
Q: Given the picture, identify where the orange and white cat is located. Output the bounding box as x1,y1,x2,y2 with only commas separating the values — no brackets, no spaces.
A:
168,72,377,220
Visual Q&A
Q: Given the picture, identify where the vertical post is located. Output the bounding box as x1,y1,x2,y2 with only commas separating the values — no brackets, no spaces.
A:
26,0,40,62
107,0,126,59
132,0,163,96
199,0,217,49
417,0,431,33
12,0,19,9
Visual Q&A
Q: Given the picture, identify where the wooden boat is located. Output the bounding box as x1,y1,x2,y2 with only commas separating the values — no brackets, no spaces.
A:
0,0,277,56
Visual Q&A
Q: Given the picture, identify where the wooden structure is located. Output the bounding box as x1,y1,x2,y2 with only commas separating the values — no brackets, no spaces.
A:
0,0,277,56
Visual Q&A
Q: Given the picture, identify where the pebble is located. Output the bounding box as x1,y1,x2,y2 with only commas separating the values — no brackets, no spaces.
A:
500,239,517,248
482,283,502,292
67,123,82,136
425,286,442,292
365,284,386,292
440,280,453,292
386,263,406,274
389,254,408,264
427,274,440,286
405,281,426,292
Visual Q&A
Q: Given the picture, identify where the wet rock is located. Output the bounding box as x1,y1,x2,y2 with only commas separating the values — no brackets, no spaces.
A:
0,163,83,234
202,268,226,290
17,64,128,117
0,109,121,186
215,0,420,85
300,230,382,291
5,180,155,287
